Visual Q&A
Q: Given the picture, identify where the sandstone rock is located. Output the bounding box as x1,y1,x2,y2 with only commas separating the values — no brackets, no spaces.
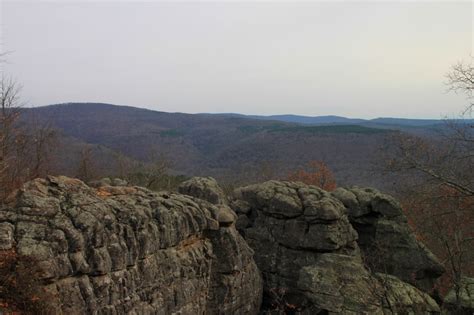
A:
215,206,236,226
0,176,445,314
179,177,227,205
332,187,445,291
89,177,129,188
111,178,128,186
298,254,382,314
299,254,440,314
233,181,358,312
443,277,474,314
0,176,262,314
0,222,14,250
88,177,112,187
178,177,239,228
233,180,442,314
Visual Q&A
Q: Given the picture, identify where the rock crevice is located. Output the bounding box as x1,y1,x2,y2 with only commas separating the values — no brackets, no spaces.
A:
230,180,442,314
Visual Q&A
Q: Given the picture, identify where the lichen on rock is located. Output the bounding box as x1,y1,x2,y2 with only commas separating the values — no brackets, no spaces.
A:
0,176,262,314
232,180,442,314
0,176,447,314
332,187,445,292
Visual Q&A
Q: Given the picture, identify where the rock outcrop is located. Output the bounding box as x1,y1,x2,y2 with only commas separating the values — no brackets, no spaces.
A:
0,176,447,314
443,277,474,314
0,176,262,314
332,187,445,291
232,180,441,314
178,177,228,205
299,254,439,314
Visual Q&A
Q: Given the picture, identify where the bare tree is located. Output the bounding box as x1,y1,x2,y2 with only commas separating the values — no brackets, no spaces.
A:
0,77,22,184
125,148,175,190
445,57,473,114
0,77,59,199
29,120,57,178
384,59,473,198
76,145,96,182
401,187,474,306
383,132,473,197
113,151,131,179
0,76,25,198
380,59,474,309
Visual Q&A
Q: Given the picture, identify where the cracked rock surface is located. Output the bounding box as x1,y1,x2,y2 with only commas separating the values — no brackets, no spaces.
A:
232,180,441,314
0,176,446,314
332,187,445,291
0,176,262,314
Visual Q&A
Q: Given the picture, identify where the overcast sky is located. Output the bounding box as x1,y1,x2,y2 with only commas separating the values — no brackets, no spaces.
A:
1,1,472,118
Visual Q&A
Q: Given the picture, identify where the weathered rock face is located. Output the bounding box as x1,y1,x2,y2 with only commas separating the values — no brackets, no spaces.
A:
179,177,228,205
332,187,445,291
232,180,441,314
0,176,262,314
1,176,445,314
299,254,440,314
443,277,474,314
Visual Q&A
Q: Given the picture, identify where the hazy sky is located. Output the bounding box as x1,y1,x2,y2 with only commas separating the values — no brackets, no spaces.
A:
1,1,472,118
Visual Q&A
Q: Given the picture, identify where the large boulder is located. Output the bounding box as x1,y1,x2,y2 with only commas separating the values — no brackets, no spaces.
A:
0,176,262,314
232,180,440,314
179,177,228,205
332,187,445,291
299,254,440,314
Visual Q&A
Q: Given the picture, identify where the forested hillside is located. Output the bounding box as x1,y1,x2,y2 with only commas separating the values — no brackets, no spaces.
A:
24,103,402,190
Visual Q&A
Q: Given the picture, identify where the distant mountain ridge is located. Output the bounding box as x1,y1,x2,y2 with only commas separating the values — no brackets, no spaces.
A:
23,102,466,191
211,113,366,125
34,102,464,127
210,112,466,126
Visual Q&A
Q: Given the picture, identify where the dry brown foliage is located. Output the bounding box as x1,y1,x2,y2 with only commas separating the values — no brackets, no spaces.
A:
288,160,337,191
0,249,53,314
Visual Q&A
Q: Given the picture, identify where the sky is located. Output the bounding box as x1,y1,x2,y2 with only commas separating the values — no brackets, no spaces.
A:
0,1,472,118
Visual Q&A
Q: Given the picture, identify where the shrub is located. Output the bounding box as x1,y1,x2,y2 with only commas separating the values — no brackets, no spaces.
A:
288,160,337,191
0,249,53,314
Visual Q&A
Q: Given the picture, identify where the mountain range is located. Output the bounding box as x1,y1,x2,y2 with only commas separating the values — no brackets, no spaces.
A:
24,102,461,191
205,112,457,127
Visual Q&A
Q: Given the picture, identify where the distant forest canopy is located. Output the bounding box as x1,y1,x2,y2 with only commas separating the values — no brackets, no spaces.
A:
1,99,466,195
7,102,437,191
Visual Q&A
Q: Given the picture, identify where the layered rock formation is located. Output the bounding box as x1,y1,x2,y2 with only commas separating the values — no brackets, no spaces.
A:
0,176,262,314
231,180,441,314
332,187,445,291
178,177,228,206
0,176,448,314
